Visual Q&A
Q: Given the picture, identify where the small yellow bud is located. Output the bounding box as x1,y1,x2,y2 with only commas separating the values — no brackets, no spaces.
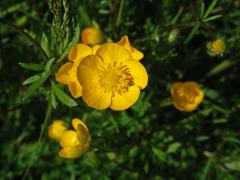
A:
171,81,204,112
207,38,226,56
81,27,105,46
48,120,67,141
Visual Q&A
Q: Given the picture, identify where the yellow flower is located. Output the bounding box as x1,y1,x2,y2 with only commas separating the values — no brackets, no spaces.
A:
48,120,67,141
81,27,105,46
55,44,94,98
207,38,226,56
59,118,90,159
77,43,148,111
171,81,204,112
118,35,144,61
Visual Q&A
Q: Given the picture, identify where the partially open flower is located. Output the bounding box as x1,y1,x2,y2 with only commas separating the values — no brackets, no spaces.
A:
207,38,226,56
118,35,144,61
81,27,105,46
171,81,204,112
59,118,90,158
77,43,148,111
55,44,95,98
48,120,67,141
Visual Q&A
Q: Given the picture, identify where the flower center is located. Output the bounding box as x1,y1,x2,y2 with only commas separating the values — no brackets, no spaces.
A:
98,61,134,96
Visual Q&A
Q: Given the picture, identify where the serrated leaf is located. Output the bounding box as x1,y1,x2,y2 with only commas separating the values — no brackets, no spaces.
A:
22,76,47,101
203,0,218,18
22,74,41,85
41,33,50,57
19,62,44,71
203,14,222,22
51,81,77,107
59,25,80,61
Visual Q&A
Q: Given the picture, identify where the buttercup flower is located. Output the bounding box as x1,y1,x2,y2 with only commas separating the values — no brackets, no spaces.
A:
81,27,105,46
77,43,148,111
55,44,94,98
118,35,144,61
48,120,67,140
171,81,204,112
207,38,226,56
59,118,90,158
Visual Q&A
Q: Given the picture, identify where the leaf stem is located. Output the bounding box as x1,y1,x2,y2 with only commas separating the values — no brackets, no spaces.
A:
22,95,53,180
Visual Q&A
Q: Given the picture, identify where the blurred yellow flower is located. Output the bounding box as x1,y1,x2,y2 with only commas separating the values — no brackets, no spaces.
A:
171,81,204,112
55,44,94,98
81,27,105,46
48,120,67,140
207,38,226,56
118,35,144,61
59,118,90,159
77,43,148,111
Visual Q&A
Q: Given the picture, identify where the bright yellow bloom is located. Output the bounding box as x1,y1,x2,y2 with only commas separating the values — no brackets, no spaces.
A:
77,43,148,111
55,44,94,98
59,118,90,159
207,38,226,56
48,120,67,141
81,27,105,46
171,81,204,112
118,35,144,61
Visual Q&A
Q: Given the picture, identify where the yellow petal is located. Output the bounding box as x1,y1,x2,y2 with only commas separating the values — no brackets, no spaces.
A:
77,55,112,109
125,59,148,89
96,43,131,63
58,145,86,159
55,62,73,84
68,43,92,62
92,45,101,54
118,35,144,61
110,85,140,111
76,124,90,145
48,120,67,140
60,130,80,148
72,118,88,132
81,27,105,46
68,82,82,98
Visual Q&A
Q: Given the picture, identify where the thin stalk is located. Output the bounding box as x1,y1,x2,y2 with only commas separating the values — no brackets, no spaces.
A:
116,0,124,27
22,96,53,180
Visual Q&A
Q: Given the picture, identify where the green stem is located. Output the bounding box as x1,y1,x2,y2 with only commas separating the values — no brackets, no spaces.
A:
116,0,124,27
22,96,53,180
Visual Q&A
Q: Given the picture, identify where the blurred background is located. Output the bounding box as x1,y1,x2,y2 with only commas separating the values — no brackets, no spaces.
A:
1,0,240,179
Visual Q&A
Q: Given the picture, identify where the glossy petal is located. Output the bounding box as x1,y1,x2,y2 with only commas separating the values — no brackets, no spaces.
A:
72,118,88,131
96,43,131,63
81,27,105,46
55,62,73,84
68,43,92,62
118,35,144,61
60,130,80,148
125,59,148,89
58,145,85,158
110,86,140,111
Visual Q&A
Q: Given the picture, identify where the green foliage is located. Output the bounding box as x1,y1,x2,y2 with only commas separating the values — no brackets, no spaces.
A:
1,0,240,179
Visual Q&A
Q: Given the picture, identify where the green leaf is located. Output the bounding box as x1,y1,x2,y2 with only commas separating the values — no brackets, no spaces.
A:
212,118,227,124
59,25,80,61
51,88,57,109
200,1,205,18
225,161,240,171
167,142,181,154
51,81,77,107
203,0,218,18
184,23,199,45
203,14,222,22
43,58,55,76
79,6,91,26
22,76,47,101
200,159,212,180
206,59,237,77
19,62,44,71
22,74,41,85
41,33,50,57
152,147,166,162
